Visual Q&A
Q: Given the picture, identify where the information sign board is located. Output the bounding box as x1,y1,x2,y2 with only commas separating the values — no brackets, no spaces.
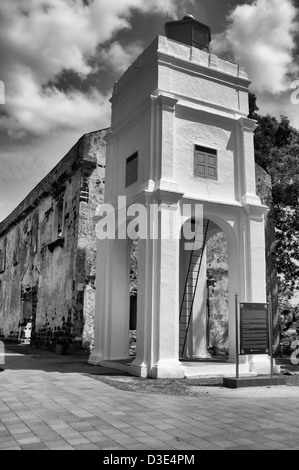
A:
240,303,269,355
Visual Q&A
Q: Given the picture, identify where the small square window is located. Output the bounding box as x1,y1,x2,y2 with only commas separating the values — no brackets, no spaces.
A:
194,145,217,180
125,152,138,187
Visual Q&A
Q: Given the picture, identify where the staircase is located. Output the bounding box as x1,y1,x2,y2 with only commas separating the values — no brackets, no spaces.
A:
179,220,209,358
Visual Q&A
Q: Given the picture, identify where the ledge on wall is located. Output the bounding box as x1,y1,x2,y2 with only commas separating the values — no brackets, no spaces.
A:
47,238,65,253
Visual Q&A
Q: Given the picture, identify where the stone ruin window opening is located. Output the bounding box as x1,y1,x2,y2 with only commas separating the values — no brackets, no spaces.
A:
53,192,65,240
31,211,39,254
19,285,38,345
80,175,90,203
13,227,21,266
0,237,7,273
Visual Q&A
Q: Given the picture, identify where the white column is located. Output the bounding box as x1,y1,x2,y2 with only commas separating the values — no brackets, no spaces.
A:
88,237,109,364
227,227,241,363
238,118,261,206
244,205,275,373
89,230,130,364
157,94,178,183
130,190,185,378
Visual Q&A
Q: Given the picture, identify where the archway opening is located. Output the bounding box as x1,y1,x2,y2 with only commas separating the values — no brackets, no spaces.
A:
179,218,229,360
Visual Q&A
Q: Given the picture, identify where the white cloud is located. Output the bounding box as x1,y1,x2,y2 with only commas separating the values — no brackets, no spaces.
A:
98,42,143,73
0,0,193,136
211,0,299,94
0,73,111,136
258,91,299,129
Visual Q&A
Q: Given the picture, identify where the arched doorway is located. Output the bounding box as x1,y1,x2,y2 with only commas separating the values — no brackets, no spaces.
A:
179,218,229,360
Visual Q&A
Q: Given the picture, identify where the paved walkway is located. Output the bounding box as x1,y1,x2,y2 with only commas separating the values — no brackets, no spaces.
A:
1,345,299,450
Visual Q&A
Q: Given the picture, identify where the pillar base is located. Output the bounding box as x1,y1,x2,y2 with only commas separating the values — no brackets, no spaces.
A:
129,359,149,378
88,351,103,365
149,360,185,379
186,353,211,359
248,354,280,375
88,350,130,364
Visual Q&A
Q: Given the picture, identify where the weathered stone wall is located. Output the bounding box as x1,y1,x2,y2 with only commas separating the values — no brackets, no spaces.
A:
0,181,79,339
0,130,106,351
76,130,107,349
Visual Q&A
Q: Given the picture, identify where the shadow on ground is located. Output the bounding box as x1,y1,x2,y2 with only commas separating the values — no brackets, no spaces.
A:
2,343,128,376
2,343,299,397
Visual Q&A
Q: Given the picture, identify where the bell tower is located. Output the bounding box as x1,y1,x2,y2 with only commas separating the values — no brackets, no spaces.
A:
89,16,269,378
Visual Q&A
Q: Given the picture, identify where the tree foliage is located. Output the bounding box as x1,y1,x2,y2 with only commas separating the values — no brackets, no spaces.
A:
249,93,299,303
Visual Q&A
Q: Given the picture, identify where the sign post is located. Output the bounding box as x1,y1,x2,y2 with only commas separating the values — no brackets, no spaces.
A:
0,340,4,371
268,294,273,377
224,298,285,388
235,293,239,379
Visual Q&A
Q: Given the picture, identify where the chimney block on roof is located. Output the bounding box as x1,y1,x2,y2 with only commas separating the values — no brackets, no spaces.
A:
164,15,211,52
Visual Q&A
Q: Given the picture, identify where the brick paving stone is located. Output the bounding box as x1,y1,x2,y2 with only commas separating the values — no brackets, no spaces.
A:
58,431,83,440
280,439,299,447
1,416,22,424
0,430,12,437
123,443,153,450
3,446,22,450
46,444,76,450
8,428,33,437
147,442,177,450
65,437,91,445
112,437,140,445
70,422,95,431
33,431,62,442
16,436,42,445
0,439,19,449
95,439,122,448
73,443,101,450
233,438,258,446
44,440,73,449
264,441,292,450
153,423,176,430
81,430,104,439
2,346,299,451
21,442,48,450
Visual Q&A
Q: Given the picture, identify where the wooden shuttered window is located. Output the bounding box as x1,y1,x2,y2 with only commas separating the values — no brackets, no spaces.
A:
194,145,217,180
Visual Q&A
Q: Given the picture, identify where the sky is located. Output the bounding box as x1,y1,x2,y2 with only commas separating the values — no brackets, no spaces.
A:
0,0,299,222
